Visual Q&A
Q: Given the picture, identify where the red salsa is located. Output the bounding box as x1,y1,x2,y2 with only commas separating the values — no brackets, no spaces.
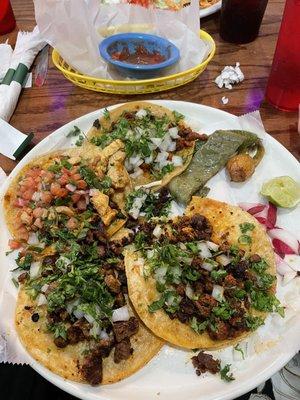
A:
111,45,166,65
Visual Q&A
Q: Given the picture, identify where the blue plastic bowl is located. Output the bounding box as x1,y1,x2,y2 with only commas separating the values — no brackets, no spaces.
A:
99,33,180,79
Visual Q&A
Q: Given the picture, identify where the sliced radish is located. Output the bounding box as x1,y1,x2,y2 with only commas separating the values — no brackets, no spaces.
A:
282,271,297,286
238,203,266,215
268,228,299,255
284,255,300,272
275,254,294,276
267,202,277,229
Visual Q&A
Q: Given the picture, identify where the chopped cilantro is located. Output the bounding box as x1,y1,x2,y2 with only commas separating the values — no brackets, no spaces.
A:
79,165,111,192
251,259,268,275
148,295,166,313
190,317,208,333
48,323,67,340
220,364,235,382
239,222,255,234
134,232,147,250
67,125,81,137
211,269,228,281
238,234,252,245
250,290,284,316
212,302,234,320
16,253,33,270
103,108,110,120
172,110,184,123
234,344,245,359
12,277,19,288
233,288,246,299
153,164,175,179
75,135,84,146
245,315,264,330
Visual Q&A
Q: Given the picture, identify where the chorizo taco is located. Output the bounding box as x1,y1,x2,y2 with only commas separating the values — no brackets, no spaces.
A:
125,197,280,350
88,102,206,188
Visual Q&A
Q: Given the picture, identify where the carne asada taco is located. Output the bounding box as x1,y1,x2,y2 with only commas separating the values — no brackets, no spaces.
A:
125,197,280,350
3,140,132,243
88,102,207,188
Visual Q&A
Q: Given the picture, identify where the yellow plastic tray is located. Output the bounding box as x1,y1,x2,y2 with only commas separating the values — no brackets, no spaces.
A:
52,30,215,95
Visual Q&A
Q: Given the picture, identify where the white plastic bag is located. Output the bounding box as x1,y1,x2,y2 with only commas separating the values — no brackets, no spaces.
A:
34,0,209,79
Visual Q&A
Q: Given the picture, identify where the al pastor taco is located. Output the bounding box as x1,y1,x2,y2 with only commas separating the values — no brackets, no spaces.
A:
88,102,206,188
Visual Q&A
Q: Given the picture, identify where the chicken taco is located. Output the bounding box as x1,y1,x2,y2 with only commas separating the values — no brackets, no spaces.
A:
125,197,281,350
88,102,207,188
3,140,132,243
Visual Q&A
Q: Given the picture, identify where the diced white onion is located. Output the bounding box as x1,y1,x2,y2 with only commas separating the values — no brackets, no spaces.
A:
154,266,168,281
155,151,169,164
128,193,147,219
32,191,41,202
84,313,95,324
168,127,179,139
136,108,147,119
179,243,187,250
185,284,195,300
284,255,300,272
146,250,154,259
89,188,99,196
90,323,101,338
165,294,175,306
167,141,176,152
37,293,47,306
145,154,153,164
212,285,225,301
41,283,49,293
150,137,163,148
206,241,219,252
159,136,172,152
100,330,109,340
129,155,143,168
202,261,214,272
130,167,143,179
168,201,185,217
28,232,39,245
30,261,41,279
197,242,212,258
216,254,231,266
112,306,130,322
172,155,183,167
74,309,85,320
153,224,163,238
66,183,76,192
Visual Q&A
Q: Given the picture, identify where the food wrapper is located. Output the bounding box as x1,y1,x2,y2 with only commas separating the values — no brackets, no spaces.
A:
33,0,210,79
0,110,299,370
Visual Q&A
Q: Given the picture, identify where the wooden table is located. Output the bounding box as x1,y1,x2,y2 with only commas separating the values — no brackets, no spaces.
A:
1,0,299,174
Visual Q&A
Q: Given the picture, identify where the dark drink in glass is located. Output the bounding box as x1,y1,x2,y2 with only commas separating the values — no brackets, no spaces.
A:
220,0,268,44
265,0,300,112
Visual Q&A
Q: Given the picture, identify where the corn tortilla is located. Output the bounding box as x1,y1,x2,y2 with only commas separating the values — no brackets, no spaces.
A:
125,197,276,350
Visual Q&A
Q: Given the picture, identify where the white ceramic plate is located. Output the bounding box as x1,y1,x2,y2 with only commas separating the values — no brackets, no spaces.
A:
1,101,300,400
200,1,222,18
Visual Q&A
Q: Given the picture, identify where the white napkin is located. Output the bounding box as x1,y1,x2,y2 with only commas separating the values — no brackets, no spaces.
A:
0,26,46,122
0,41,13,83
0,118,34,160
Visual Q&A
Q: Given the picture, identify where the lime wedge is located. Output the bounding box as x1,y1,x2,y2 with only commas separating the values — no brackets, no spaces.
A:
261,176,300,208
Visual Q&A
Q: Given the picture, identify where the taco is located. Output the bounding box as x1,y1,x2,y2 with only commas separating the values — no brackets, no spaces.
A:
88,102,206,188
125,197,280,350
3,140,132,243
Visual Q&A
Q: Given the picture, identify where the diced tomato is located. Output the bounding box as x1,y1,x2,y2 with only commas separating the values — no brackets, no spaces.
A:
50,182,62,196
22,190,35,201
71,193,81,203
72,173,81,181
8,239,22,250
61,167,72,175
58,174,70,185
34,218,43,229
40,191,53,204
76,180,87,189
14,198,29,208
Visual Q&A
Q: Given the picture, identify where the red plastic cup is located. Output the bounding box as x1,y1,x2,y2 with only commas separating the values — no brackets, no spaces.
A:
0,0,16,35
265,0,300,112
